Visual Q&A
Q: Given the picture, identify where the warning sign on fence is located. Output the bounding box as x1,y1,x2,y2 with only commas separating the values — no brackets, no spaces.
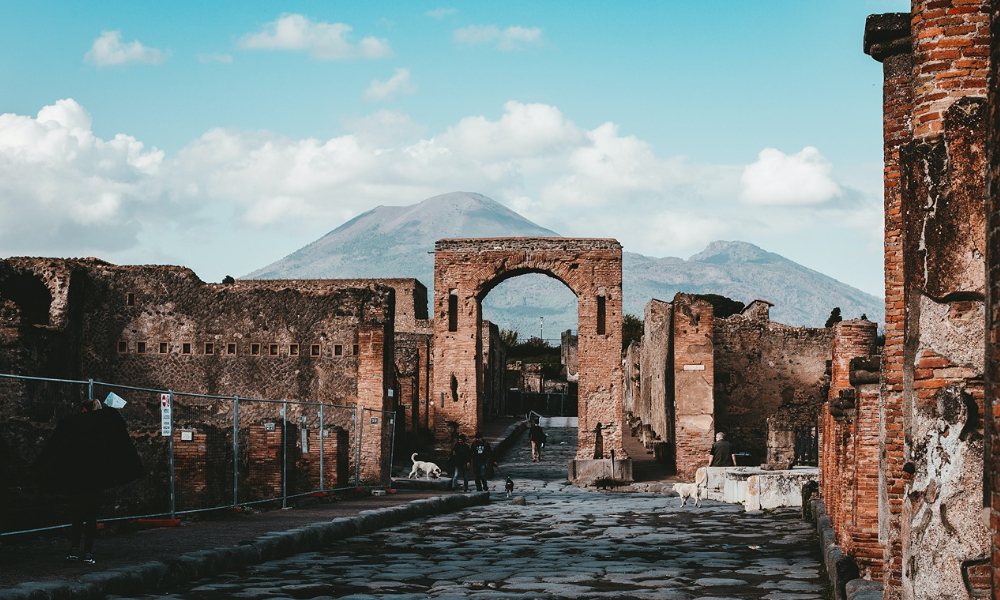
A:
160,393,172,437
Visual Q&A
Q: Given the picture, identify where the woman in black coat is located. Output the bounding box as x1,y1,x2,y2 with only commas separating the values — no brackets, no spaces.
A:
37,398,144,564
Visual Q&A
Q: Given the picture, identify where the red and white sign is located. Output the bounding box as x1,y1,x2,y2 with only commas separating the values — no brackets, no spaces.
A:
160,393,172,437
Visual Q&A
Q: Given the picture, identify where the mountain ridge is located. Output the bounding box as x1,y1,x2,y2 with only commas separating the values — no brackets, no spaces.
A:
246,192,884,336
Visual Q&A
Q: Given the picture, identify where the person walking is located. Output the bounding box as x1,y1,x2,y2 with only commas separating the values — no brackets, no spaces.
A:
708,431,737,467
528,421,546,462
449,433,472,492
470,432,495,492
37,398,144,565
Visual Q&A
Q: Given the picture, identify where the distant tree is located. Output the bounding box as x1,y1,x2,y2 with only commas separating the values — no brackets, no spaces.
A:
696,294,746,319
825,307,843,328
622,313,643,351
499,328,519,347
222,275,235,285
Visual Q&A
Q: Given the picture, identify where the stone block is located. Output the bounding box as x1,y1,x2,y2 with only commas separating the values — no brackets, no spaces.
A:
567,458,633,485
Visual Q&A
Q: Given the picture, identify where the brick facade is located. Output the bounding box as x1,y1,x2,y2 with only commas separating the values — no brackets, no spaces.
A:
432,238,623,459
671,294,714,480
988,0,1000,592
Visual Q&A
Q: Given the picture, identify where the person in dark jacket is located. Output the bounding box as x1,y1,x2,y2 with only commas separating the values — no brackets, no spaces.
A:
470,432,496,492
37,398,144,565
449,434,472,492
528,421,546,462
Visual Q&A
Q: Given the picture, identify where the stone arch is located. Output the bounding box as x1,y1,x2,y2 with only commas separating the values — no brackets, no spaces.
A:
432,238,625,478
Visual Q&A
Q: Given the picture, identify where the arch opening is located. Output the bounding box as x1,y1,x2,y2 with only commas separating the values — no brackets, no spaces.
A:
0,273,52,326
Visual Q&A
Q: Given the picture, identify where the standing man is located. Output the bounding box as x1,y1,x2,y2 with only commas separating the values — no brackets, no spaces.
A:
528,420,546,462
708,431,737,467
449,433,472,492
470,432,495,492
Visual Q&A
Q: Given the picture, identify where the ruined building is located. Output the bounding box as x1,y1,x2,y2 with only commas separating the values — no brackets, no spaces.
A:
626,293,832,480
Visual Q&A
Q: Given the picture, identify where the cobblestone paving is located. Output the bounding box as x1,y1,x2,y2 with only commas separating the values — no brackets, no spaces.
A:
125,428,827,600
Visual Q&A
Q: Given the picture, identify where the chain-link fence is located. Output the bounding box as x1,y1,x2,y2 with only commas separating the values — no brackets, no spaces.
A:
0,373,393,537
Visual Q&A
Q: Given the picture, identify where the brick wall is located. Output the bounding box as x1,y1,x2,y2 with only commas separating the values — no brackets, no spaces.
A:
173,427,229,511
432,238,623,459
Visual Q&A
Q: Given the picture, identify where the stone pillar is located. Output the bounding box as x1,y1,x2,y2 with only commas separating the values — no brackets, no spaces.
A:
672,294,714,481
864,12,912,593
848,356,884,579
640,300,673,457
898,2,991,597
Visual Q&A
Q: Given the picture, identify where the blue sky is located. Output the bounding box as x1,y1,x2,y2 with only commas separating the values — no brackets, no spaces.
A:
0,1,907,297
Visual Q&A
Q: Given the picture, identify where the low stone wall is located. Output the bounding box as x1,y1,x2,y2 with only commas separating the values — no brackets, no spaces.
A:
703,466,817,511
808,497,883,600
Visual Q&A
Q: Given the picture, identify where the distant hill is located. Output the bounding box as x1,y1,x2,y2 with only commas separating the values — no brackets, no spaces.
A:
246,192,884,338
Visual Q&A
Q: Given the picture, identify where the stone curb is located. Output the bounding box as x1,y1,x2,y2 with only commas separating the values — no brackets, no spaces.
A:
807,497,883,600
493,420,528,458
0,492,490,600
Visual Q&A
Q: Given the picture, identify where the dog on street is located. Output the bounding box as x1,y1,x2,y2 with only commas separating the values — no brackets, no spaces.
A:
408,453,443,479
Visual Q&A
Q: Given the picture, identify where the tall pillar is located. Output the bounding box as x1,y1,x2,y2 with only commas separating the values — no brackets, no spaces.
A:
864,12,912,594
985,0,1000,592
899,1,991,597
671,293,714,481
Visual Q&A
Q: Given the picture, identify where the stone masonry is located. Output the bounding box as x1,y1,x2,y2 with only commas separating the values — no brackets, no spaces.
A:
432,238,623,463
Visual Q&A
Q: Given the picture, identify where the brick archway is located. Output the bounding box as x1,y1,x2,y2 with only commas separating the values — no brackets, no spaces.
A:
431,238,626,474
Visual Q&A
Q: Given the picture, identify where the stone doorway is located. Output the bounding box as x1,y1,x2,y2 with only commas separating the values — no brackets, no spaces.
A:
431,238,627,482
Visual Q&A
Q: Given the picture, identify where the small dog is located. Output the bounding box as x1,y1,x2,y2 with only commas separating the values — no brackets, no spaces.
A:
504,476,515,498
408,453,443,479
674,467,708,508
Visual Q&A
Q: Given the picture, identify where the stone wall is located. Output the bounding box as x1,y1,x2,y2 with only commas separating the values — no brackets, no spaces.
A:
671,294,714,480
0,258,400,522
561,329,579,382
713,301,832,467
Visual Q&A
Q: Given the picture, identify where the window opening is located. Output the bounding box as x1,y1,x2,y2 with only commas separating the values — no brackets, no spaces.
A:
204,342,214,355
311,344,321,357
182,343,192,355
137,341,147,354
448,290,458,332
159,342,168,354
268,343,279,356
126,293,135,306
352,344,359,355
251,343,261,356
289,343,299,356
117,341,127,354
335,344,343,356
226,343,237,355
597,295,606,335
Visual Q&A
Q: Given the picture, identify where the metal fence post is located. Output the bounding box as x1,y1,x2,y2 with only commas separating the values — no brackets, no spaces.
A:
168,390,176,519
282,399,288,509
388,412,397,486
233,396,239,508
319,403,325,492
355,407,363,487
88,379,94,401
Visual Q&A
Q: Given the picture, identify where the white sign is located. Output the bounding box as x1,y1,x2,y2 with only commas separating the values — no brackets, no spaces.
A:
180,430,193,441
683,364,706,371
387,388,394,397
104,392,127,409
160,393,172,436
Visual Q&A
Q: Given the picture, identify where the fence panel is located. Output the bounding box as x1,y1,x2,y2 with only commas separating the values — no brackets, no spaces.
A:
1,373,382,538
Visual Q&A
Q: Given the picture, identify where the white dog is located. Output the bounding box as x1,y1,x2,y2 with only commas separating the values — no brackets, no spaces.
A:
673,467,708,508
408,453,443,479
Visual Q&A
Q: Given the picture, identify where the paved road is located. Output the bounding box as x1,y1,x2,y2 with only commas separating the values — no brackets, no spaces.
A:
125,428,827,600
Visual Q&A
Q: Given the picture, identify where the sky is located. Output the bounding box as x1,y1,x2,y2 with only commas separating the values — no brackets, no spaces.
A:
0,1,908,297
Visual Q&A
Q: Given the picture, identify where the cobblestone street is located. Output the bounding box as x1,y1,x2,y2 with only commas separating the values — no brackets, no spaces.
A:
127,428,827,600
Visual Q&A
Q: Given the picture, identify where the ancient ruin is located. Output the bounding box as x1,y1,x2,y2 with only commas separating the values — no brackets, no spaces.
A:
431,238,624,482
625,293,832,480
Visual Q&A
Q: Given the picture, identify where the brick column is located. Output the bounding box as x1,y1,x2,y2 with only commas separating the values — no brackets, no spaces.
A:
672,294,714,480
864,13,912,594
848,356,883,579
898,2,991,597
357,311,394,485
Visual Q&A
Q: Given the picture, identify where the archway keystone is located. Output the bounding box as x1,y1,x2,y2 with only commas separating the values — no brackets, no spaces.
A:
432,238,628,482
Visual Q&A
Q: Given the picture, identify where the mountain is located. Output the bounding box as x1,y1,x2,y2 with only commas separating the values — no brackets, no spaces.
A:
246,192,884,337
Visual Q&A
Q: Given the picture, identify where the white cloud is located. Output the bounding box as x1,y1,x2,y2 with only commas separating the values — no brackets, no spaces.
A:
0,99,881,293
739,146,842,206
198,53,233,64
426,8,458,19
239,14,392,60
454,25,544,51
0,99,164,253
364,68,417,102
85,30,167,66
